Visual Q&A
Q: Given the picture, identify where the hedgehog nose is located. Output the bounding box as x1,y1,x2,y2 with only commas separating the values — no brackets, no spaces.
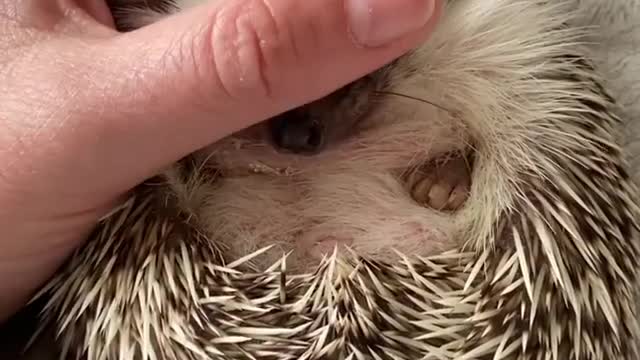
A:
269,111,324,155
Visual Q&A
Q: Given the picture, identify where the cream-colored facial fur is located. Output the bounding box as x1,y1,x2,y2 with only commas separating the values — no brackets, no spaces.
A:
117,0,588,272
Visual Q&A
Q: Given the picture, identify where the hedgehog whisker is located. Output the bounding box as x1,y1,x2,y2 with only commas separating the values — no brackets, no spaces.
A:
373,90,456,115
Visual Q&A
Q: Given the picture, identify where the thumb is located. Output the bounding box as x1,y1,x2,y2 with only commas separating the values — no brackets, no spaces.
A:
80,0,441,193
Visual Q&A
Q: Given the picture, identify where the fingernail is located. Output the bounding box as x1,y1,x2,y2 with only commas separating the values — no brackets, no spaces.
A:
345,0,436,47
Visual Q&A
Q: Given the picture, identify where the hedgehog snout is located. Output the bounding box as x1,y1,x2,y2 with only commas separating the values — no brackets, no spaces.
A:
268,110,326,155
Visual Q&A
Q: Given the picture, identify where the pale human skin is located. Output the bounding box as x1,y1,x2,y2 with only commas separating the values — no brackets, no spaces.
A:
0,0,442,322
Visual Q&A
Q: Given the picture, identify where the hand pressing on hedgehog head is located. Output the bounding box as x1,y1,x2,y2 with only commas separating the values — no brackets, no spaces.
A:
0,0,442,321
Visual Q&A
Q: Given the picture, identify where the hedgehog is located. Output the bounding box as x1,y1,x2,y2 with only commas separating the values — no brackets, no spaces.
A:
10,0,640,359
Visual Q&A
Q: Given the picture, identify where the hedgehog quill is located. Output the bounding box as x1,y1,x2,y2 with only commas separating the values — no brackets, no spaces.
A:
21,0,640,359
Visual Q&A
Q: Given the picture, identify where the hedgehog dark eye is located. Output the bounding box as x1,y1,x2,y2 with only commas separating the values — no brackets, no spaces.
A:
268,110,325,155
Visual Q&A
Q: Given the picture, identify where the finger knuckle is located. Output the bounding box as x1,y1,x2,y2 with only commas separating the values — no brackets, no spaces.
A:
204,0,283,100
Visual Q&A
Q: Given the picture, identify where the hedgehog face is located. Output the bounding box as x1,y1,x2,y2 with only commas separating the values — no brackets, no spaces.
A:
191,49,474,272
107,0,492,269
108,0,480,272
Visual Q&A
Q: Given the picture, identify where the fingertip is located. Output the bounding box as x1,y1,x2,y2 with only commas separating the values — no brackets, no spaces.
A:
345,0,438,48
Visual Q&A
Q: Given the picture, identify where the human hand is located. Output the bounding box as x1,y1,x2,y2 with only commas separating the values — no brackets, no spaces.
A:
0,0,441,322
